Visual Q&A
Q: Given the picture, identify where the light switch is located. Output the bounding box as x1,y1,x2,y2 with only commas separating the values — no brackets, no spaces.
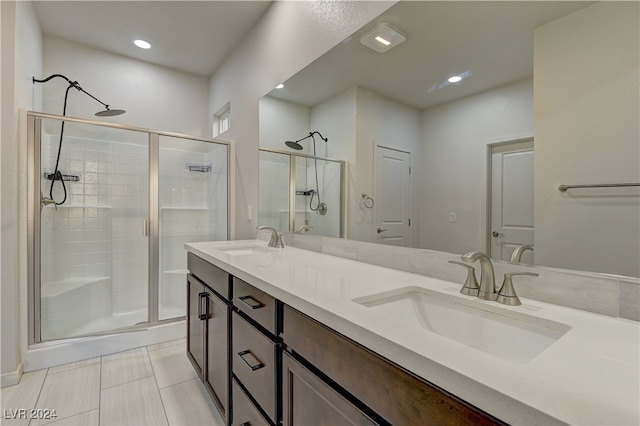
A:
247,205,252,221
449,212,457,222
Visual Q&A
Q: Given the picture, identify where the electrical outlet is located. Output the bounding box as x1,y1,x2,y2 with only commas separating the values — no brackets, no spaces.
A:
247,205,252,221
449,212,457,222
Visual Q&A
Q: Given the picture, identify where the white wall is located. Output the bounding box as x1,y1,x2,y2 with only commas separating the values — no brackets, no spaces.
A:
421,78,534,255
259,96,310,150
355,87,422,245
208,1,395,240
1,0,43,386
42,36,210,137
534,2,640,277
310,88,357,236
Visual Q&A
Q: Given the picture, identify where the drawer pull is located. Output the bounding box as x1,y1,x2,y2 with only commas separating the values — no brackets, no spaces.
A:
239,295,265,310
237,350,264,371
198,292,208,320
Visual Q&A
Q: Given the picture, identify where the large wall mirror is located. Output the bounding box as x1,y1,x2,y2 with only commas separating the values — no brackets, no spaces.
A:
259,1,639,278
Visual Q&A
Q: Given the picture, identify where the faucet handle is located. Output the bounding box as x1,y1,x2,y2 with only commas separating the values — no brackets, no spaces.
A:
496,272,539,306
448,261,480,296
257,226,284,248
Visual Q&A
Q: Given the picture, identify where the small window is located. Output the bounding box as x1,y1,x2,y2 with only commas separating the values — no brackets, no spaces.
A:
213,103,231,137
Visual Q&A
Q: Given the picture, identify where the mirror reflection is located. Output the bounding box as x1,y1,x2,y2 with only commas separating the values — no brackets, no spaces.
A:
259,1,639,278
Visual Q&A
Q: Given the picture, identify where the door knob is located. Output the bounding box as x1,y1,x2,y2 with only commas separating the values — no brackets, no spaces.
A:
492,231,504,237
377,228,387,233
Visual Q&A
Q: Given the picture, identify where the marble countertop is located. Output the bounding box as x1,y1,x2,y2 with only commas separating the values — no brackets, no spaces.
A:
185,240,640,425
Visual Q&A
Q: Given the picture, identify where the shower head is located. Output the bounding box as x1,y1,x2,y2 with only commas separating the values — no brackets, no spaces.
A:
33,74,126,118
284,131,328,151
95,107,126,117
285,140,303,150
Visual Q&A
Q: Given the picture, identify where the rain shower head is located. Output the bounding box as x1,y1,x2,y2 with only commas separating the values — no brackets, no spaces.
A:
32,74,126,118
285,140,304,150
95,108,126,117
284,131,328,151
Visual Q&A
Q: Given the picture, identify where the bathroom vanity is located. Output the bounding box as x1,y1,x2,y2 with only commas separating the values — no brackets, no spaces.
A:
185,240,639,425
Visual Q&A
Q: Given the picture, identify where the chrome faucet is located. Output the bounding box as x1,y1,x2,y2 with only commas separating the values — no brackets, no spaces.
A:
461,251,497,301
510,245,534,263
257,226,284,248
295,224,313,234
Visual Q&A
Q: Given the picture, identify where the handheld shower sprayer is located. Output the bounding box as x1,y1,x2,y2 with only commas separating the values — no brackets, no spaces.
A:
32,74,126,207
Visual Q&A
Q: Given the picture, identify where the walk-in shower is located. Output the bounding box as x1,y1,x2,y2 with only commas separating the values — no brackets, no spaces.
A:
28,111,230,343
258,147,344,237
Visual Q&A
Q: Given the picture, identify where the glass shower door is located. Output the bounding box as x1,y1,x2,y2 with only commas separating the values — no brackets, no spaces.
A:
37,117,149,340
158,135,228,321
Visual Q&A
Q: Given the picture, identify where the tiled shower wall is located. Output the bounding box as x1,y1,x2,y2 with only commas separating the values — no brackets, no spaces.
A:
159,143,228,316
40,132,229,329
258,152,342,236
41,133,149,320
258,154,290,230
304,157,341,237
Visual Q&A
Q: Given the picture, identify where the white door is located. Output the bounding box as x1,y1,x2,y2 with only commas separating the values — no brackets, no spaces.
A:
375,146,411,246
490,140,534,262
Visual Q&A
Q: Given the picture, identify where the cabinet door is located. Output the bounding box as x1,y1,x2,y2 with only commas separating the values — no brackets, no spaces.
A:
187,275,205,378
282,352,376,426
206,291,229,420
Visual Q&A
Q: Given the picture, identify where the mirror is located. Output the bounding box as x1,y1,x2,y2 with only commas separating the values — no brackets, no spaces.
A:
259,1,639,278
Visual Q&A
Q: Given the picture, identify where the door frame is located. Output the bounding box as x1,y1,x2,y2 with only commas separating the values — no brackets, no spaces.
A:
485,134,534,258
373,144,412,247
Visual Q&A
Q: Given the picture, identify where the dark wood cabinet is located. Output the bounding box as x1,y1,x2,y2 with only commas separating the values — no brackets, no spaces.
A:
231,377,271,426
206,287,229,419
282,305,505,426
282,351,376,426
187,274,206,378
186,253,505,426
186,253,231,424
232,311,279,423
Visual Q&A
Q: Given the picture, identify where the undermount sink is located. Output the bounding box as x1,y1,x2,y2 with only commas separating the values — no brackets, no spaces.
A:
217,245,278,256
353,286,571,364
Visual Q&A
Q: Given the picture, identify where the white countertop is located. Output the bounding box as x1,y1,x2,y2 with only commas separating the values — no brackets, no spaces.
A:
185,240,640,425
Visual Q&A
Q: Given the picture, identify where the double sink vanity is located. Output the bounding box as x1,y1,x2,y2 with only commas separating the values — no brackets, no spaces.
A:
185,239,639,425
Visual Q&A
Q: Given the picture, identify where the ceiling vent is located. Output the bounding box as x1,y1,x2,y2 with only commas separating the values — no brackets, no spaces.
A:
360,23,406,53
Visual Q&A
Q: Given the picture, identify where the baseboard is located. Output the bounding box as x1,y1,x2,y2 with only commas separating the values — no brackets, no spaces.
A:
1,362,23,388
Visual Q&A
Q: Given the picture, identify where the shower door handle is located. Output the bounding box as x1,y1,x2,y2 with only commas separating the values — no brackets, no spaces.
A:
143,219,149,237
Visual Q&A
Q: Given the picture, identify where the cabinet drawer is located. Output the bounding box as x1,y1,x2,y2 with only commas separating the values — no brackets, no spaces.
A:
232,378,270,426
188,252,230,300
232,311,278,423
282,352,376,426
282,305,504,426
233,277,277,335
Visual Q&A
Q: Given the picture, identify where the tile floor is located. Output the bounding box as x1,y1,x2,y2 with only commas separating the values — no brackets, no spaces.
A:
0,339,224,425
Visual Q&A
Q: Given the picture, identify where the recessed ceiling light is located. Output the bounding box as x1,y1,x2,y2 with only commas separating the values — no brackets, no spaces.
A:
276,83,284,89
427,71,473,94
134,39,152,49
361,23,406,53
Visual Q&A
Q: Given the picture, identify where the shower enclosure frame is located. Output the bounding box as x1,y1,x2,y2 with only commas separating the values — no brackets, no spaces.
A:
27,111,232,345
259,147,346,237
